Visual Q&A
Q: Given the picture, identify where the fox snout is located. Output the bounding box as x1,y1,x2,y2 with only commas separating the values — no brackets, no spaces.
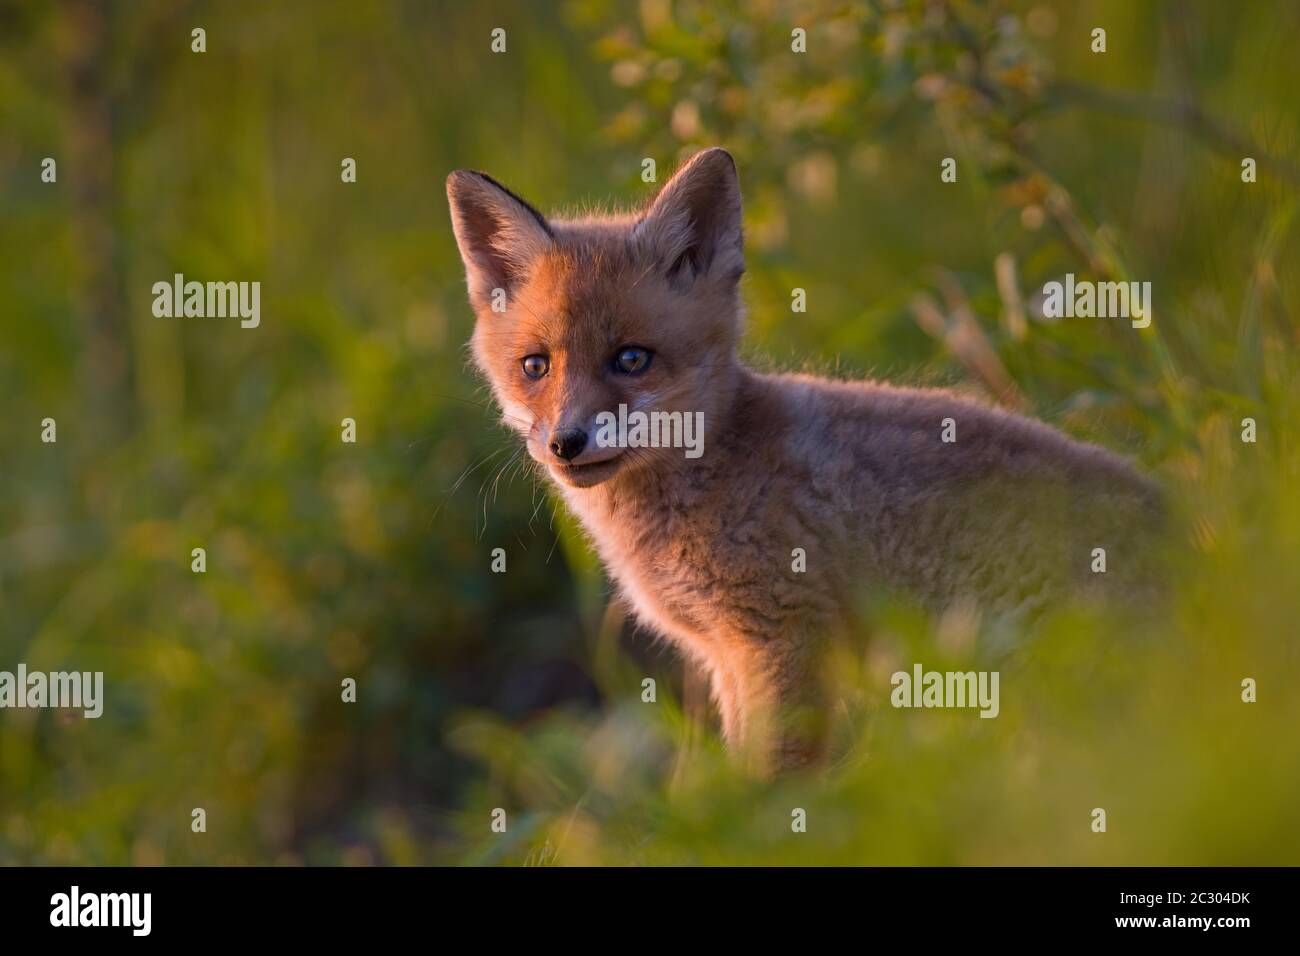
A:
532,395,617,465
548,426,588,461
535,416,627,488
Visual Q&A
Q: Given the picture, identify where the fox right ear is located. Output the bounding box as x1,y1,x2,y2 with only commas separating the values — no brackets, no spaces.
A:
446,170,553,309
634,147,744,290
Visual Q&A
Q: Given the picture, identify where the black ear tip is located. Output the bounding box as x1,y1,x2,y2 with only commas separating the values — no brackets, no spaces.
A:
675,149,738,194
446,169,483,194
696,147,736,171
446,169,470,197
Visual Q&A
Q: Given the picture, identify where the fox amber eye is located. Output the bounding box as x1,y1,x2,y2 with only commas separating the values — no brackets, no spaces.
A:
521,355,549,379
614,346,652,375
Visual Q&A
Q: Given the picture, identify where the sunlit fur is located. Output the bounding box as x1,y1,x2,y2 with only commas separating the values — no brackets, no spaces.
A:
448,148,1163,774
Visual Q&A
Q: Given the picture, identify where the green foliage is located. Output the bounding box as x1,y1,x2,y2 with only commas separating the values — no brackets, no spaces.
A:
0,0,1296,864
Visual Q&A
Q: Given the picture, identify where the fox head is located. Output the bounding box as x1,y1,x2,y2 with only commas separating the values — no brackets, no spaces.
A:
447,148,745,489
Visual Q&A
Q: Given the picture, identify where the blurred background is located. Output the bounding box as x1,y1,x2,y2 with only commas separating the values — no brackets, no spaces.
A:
1,0,1297,865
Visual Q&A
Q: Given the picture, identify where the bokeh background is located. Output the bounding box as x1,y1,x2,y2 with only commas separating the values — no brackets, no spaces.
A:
1,0,1297,865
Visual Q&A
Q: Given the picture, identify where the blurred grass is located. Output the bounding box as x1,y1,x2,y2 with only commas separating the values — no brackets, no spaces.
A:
0,0,1297,864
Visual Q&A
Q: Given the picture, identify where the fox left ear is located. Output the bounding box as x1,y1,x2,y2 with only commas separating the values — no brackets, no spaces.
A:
634,147,744,288
446,169,554,310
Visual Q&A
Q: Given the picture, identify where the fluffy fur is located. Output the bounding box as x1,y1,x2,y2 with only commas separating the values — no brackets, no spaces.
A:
447,148,1163,773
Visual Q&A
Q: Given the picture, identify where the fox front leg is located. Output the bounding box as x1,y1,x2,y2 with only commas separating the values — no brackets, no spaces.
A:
712,631,828,775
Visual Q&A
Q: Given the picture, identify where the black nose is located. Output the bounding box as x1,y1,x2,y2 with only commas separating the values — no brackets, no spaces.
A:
549,428,588,461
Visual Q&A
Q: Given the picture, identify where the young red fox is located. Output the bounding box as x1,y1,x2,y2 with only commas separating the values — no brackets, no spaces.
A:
447,148,1162,772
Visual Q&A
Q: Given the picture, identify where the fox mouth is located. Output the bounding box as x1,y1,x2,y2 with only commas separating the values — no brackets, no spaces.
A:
551,453,625,488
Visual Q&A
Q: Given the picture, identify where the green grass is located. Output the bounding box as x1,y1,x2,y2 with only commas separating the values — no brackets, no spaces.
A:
1,0,1297,865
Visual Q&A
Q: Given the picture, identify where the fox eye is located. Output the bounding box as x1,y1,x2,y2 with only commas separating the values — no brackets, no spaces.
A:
521,355,549,379
613,346,653,375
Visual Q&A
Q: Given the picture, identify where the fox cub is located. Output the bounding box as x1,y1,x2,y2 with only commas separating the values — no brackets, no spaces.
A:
447,148,1162,773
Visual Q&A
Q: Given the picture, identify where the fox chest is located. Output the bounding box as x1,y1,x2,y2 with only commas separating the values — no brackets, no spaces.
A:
592,519,827,648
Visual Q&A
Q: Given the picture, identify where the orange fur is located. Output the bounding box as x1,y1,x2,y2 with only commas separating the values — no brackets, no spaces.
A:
447,148,1162,773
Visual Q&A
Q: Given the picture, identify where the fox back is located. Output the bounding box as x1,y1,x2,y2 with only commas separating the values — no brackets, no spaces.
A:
447,148,1163,772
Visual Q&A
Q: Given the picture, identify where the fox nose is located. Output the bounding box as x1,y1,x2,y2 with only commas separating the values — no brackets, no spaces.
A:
549,428,588,462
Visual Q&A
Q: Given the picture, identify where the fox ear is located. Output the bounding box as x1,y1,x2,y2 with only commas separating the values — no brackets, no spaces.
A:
634,147,744,288
446,170,553,308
